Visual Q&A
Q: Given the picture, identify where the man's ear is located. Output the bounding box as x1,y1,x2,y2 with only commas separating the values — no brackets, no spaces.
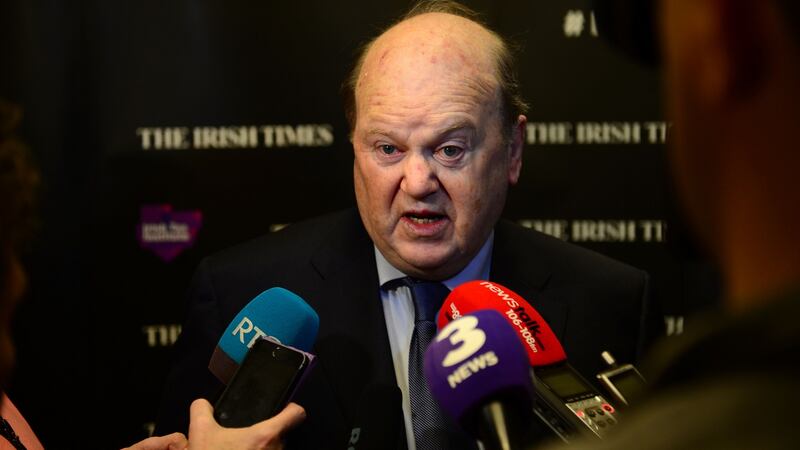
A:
507,115,526,185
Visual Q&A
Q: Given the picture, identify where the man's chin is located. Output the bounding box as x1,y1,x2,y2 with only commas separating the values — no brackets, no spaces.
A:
392,246,464,280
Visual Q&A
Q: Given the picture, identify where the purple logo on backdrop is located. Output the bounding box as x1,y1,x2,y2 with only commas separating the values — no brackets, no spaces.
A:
137,204,203,262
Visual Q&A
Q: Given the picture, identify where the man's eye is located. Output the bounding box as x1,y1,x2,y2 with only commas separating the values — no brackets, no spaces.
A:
438,146,464,159
379,144,398,155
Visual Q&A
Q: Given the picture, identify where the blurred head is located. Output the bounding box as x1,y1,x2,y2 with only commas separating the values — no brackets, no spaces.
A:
345,1,528,280
0,99,39,388
658,0,800,302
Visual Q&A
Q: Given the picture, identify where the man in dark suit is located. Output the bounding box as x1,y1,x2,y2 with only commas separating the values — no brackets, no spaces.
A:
151,2,659,449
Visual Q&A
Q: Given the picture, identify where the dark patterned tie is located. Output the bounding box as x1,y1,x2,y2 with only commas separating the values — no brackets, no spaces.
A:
404,278,453,450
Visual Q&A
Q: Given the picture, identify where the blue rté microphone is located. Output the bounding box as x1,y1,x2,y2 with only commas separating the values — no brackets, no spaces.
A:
209,287,320,384
424,309,538,450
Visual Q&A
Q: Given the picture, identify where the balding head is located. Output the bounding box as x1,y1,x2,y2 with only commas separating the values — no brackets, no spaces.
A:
343,1,526,138
356,13,502,131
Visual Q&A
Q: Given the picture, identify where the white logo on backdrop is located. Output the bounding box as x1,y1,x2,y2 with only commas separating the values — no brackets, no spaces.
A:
142,324,182,347
526,122,671,145
563,9,599,38
136,124,334,150
518,219,667,243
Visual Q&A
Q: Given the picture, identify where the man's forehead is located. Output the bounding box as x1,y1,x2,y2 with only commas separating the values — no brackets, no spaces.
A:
357,13,500,90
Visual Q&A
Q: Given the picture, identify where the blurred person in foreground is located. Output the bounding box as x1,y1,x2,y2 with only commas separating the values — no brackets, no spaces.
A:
551,0,800,448
0,99,43,450
1,100,304,450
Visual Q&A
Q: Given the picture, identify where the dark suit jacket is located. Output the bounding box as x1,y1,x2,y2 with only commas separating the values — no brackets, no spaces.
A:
155,208,659,448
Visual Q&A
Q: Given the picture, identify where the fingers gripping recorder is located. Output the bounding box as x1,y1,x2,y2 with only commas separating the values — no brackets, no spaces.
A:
438,281,619,442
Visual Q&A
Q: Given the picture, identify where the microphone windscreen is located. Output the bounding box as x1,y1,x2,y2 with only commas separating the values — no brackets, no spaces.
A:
424,309,533,426
437,280,567,367
210,287,319,383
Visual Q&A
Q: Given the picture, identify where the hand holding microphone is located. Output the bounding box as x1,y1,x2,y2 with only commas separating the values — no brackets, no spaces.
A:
122,432,188,450
128,287,318,450
123,401,304,450
187,399,305,450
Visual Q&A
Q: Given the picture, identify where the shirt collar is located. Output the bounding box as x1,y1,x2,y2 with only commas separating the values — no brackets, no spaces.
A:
375,231,494,290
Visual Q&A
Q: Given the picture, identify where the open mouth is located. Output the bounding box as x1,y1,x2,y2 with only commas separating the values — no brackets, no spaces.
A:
403,211,447,224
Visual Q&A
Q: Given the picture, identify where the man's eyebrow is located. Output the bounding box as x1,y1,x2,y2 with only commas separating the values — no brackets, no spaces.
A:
364,120,477,140
436,120,477,136
366,128,394,137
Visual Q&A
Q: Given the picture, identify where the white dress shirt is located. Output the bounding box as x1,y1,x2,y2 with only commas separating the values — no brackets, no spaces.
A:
375,233,494,450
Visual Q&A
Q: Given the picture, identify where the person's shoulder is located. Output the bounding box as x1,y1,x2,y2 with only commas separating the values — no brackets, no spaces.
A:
494,219,645,283
201,208,362,274
537,372,799,450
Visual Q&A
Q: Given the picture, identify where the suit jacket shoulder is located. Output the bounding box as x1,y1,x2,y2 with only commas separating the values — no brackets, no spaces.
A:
193,209,367,316
155,209,397,448
491,220,659,378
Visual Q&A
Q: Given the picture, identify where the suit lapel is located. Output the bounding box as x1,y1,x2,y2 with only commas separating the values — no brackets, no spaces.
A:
490,220,570,341
308,210,398,424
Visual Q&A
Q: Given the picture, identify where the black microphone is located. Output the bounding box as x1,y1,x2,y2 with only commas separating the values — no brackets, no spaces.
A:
596,350,647,409
346,384,403,450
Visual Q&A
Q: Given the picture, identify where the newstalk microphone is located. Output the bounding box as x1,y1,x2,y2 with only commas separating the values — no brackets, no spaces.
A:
438,281,619,442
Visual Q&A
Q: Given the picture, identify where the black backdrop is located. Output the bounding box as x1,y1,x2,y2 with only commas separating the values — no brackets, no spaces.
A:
0,1,719,448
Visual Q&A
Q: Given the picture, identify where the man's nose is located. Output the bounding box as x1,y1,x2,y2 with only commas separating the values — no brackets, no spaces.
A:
400,151,440,198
